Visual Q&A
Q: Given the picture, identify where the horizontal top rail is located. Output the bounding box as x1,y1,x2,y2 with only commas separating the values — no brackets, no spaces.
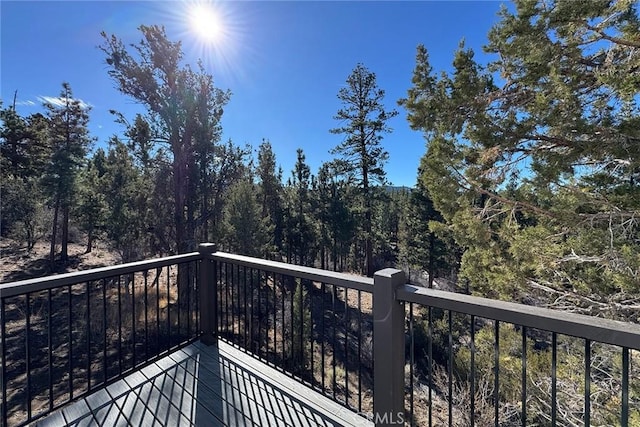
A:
210,252,374,292
0,252,201,298
398,284,640,350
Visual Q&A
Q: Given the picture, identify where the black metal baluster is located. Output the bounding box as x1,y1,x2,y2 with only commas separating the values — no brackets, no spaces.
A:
237,263,241,342
86,282,91,391
409,303,414,426
301,278,306,378
281,274,286,367
494,320,500,427
585,339,591,427
1,299,7,424
448,310,453,427
195,261,200,338
428,306,433,427
225,263,230,337
521,326,527,427
118,276,122,376
167,267,171,352
250,267,255,353
244,266,248,349
103,278,107,384
187,262,192,340
551,333,557,425
213,260,218,342
26,293,32,421
258,269,263,359
144,270,148,360
622,347,629,427
217,262,222,336
156,268,160,355
290,276,295,370
273,272,277,365
48,289,53,411
332,284,337,399
470,315,476,427
309,279,314,387
68,284,73,399
131,273,137,365
321,282,326,393
358,290,362,412
232,263,237,340
176,266,181,344
344,287,348,407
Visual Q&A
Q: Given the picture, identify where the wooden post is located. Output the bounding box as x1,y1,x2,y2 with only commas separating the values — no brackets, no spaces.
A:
373,268,406,426
199,243,217,345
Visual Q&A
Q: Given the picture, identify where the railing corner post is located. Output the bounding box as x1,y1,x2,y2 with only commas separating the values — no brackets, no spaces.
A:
373,268,406,426
198,243,217,345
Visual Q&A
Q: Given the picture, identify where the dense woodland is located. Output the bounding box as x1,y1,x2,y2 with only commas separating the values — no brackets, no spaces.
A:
2,2,640,424
2,0,640,323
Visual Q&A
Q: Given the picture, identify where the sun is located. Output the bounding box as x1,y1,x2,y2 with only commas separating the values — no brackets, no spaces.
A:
164,0,248,85
188,4,224,44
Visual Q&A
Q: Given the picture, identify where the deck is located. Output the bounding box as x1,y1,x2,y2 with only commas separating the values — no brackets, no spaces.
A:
35,340,371,427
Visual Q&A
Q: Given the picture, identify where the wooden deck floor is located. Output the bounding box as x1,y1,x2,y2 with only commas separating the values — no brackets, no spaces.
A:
34,340,372,427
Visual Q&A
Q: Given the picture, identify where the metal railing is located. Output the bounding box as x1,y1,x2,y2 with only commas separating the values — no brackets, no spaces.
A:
2,243,640,427
0,253,200,427
202,247,375,415
398,284,640,427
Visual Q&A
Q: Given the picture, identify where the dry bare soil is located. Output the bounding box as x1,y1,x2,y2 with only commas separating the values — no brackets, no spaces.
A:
0,239,120,283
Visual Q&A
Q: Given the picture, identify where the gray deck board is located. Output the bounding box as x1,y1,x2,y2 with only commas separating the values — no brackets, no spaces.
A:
34,340,372,427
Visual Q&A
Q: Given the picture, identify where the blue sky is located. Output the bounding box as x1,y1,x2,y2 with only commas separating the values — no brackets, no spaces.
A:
1,1,505,187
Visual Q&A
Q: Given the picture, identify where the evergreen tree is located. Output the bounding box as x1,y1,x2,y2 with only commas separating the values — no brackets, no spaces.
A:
100,25,230,254
399,170,459,287
208,140,251,241
256,140,284,258
223,178,268,257
42,83,93,265
0,109,51,248
314,161,355,271
330,63,398,276
74,155,107,253
102,138,148,262
283,149,316,266
401,0,640,308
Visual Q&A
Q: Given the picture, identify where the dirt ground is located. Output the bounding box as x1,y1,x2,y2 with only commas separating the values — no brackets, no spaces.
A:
0,238,121,283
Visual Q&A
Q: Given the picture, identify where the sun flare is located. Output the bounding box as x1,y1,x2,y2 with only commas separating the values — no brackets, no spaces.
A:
189,4,224,44
162,0,247,85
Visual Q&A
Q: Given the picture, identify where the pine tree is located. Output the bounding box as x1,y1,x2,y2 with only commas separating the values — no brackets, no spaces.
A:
401,1,640,305
75,155,107,253
42,83,93,266
314,161,355,271
102,138,148,262
256,140,284,258
330,63,398,276
223,178,268,257
283,149,316,266
100,25,230,254
1,109,51,248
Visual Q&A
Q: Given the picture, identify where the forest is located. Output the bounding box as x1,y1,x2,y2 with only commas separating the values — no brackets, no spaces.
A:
1,0,639,316
2,1,640,323
2,1,640,425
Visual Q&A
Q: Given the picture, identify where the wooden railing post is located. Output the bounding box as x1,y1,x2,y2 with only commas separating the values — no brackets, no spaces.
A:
373,268,406,426
199,243,217,345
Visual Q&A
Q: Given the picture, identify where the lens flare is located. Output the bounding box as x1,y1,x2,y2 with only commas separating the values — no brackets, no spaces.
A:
189,4,223,44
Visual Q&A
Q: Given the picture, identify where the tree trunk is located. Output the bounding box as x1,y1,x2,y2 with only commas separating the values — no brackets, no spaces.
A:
61,205,69,262
428,232,435,289
86,228,93,254
49,195,60,270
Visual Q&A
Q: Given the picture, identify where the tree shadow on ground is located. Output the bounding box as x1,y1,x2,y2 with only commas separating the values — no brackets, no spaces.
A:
2,254,102,283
